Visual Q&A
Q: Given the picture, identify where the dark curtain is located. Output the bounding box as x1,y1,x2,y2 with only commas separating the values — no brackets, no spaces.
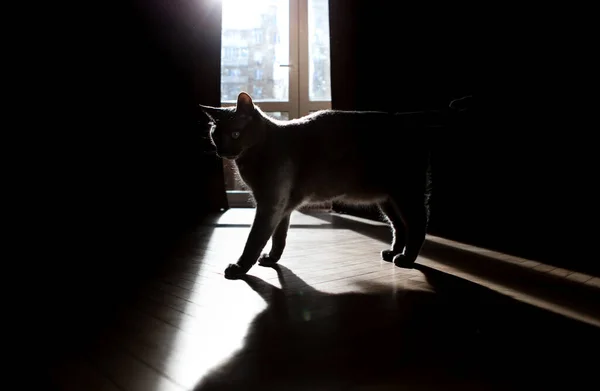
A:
329,1,474,112
327,1,597,275
35,0,228,366
328,0,474,221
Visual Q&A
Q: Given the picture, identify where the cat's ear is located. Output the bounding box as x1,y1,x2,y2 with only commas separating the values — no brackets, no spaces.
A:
199,104,226,121
236,92,255,116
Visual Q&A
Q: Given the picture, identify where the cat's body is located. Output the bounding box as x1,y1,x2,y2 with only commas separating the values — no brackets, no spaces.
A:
237,110,432,205
201,92,448,279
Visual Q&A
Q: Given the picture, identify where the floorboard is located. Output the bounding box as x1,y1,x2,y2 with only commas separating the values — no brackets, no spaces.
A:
48,209,600,391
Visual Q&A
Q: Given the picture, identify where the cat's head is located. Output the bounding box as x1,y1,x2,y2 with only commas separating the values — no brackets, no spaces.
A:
199,92,264,160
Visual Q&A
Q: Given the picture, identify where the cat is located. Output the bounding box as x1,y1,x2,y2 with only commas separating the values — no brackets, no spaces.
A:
200,92,457,280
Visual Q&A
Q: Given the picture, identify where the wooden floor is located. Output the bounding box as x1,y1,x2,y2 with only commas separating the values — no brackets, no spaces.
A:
49,209,600,391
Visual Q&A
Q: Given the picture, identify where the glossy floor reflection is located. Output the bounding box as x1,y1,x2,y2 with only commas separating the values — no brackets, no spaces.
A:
50,209,599,391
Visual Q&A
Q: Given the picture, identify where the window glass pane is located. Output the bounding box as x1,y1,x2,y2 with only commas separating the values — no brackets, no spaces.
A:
221,0,289,103
265,111,289,120
308,0,331,101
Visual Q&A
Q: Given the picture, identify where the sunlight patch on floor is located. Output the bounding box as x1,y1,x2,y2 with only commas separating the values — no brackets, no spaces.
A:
161,232,269,390
215,208,334,226
424,235,597,286
419,239,600,328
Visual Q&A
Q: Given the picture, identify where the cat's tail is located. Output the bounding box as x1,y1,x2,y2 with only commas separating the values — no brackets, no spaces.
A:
449,95,473,112
424,95,473,224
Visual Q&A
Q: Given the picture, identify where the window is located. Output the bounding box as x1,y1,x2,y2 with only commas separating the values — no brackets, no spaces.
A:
266,111,289,120
253,86,263,98
253,51,263,65
253,29,263,44
220,0,332,203
307,0,331,102
220,0,331,116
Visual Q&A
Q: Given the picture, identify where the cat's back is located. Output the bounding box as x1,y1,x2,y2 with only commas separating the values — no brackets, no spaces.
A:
258,109,433,202
289,109,394,132
273,109,425,156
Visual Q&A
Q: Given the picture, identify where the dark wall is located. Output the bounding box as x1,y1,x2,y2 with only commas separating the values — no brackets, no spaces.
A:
329,1,597,275
35,0,228,362
329,1,473,112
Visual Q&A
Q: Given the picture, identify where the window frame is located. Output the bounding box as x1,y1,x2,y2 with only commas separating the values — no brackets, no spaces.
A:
220,0,331,207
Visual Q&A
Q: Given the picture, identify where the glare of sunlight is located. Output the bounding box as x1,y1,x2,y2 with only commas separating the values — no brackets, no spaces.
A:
222,0,278,29
215,208,334,227
162,228,269,390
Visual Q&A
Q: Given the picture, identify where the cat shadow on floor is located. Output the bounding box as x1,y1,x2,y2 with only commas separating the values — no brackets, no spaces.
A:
191,263,598,391
192,264,478,391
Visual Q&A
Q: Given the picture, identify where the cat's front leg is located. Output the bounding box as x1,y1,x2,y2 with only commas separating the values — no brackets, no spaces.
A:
224,205,285,279
258,213,291,266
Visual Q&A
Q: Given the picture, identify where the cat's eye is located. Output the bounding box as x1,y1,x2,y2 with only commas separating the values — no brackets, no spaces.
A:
231,131,240,139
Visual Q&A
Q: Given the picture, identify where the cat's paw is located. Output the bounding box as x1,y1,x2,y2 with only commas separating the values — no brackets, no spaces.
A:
381,249,397,263
258,253,279,267
393,254,416,269
224,263,250,280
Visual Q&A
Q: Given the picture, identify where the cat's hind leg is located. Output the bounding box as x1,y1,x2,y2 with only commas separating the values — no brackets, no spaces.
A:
258,212,291,266
379,200,406,262
391,195,428,269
